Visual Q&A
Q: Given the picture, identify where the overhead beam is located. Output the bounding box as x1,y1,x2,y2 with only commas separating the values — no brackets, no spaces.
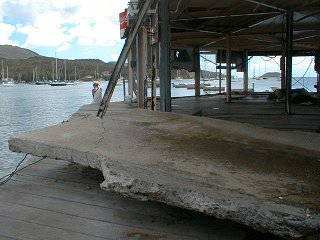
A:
171,11,280,22
244,0,286,12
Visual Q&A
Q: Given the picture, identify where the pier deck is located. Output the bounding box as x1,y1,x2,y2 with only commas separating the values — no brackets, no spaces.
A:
7,95,320,239
1,157,278,240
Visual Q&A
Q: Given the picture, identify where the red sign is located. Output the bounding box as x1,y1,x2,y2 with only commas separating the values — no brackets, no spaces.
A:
119,11,128,39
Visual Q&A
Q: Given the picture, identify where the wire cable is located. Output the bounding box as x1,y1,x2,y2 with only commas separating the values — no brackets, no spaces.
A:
0,154,47,186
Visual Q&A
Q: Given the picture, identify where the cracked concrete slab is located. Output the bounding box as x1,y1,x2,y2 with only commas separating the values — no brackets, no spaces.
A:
9,104,320,239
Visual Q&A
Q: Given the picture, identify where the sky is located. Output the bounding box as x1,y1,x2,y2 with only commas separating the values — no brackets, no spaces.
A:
0,0,317,77
0,0,127,62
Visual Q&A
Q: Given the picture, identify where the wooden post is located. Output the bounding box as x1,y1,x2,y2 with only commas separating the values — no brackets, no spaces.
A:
137,27,148,109
226,34,232,103
159,0,171,112
128,50,133,98
194,47,201,97
285,10,293,114
280,40,286,90
219,51,222,94
243,50,248,94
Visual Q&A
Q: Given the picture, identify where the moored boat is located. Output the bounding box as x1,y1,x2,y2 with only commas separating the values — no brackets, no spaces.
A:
1,80,15,87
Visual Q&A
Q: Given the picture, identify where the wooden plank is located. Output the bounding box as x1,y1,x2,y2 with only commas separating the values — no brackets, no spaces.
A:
0,215,111,240
0,201,196,240
1,157,283,239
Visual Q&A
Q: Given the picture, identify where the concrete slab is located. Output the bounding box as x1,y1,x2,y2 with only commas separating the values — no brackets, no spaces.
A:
9,104,320,239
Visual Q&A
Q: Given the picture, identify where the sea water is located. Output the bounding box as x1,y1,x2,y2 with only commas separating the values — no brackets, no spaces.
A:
0,78,317,175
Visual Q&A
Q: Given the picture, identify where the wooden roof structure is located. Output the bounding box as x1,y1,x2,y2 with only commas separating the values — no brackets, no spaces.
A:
168,0,320,55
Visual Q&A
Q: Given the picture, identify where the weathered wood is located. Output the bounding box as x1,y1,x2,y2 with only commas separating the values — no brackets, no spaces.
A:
1,158,280,240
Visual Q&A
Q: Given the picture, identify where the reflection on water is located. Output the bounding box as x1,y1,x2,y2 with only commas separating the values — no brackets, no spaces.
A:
0,82,123,175
0,77,317,175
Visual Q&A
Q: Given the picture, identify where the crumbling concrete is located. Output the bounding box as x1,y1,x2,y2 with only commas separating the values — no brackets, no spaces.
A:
9,104,320,239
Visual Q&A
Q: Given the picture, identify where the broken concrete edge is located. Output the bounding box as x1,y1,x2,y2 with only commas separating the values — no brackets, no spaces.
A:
8,137,320,239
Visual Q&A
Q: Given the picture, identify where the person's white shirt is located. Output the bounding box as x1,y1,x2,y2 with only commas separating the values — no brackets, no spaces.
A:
92,87,102,104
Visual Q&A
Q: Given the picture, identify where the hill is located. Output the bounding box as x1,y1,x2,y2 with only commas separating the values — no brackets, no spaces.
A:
0,45,125,82
260,72,281,78
0,45,39,59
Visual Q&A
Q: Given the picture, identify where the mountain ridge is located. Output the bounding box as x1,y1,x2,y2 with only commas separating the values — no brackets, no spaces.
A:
0,45,39,59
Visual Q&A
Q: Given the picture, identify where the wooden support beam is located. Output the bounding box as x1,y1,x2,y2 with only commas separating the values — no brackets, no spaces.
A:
194,47,201,97
285,10,293,115
128,50,134,98
159,0,171,112
226,34,232,103
243,50,249,94
137,27,148,109
280,41,286,90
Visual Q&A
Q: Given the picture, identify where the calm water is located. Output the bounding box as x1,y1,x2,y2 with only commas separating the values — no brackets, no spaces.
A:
0,77,317,175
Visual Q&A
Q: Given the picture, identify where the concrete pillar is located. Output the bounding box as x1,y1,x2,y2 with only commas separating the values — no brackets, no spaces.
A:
159,0,171,112
226,34,232,103
194,47,201,97
285,10,293,114
243,50,249,94
137,27,148,109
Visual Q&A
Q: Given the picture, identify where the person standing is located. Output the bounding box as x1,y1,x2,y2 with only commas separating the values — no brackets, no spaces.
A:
92,82,102,103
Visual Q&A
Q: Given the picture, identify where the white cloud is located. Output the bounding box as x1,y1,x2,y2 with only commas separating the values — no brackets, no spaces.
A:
0,22,19,45
1,0,128,51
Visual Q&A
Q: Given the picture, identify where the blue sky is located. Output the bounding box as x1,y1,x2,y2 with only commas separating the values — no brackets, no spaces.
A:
0,0,127,62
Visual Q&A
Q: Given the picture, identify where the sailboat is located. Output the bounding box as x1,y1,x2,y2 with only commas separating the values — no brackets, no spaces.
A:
1,64,15,87
49,58,74,86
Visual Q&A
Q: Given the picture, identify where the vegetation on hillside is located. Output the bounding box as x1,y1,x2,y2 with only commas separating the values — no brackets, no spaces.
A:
0,56,128,82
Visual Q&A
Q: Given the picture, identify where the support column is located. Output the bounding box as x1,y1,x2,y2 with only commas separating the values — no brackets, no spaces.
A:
219,51,222,94
159,0,171,112
226,34,232,103
194,47,201,97
315,51,320,93
280,40,286,90
137,27,148,109
128,50,134,98
243,50,248,94
285,11,293,114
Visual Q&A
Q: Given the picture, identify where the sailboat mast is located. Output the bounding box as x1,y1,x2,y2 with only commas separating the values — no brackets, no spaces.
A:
55,55,58,80
64,59,67,81
1,60,4,81
52,61,54,81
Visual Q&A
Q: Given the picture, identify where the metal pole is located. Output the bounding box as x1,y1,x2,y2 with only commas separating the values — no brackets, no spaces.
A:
285,10,293,114
159,0,171,112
